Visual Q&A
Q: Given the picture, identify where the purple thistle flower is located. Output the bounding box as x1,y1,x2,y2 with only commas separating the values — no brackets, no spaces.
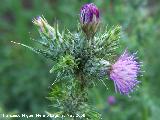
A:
80,3,100,38
107,96,116,105
110,50,141,96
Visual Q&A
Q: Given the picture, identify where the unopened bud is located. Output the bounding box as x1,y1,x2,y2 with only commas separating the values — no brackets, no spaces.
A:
80,3,100,38
32,16,55,38
32,16,46,32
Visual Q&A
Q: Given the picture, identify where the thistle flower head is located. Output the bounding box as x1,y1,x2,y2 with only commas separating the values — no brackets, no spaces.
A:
110,50,141,96
80,3,100,38
80,3,99,24
107,96,116,105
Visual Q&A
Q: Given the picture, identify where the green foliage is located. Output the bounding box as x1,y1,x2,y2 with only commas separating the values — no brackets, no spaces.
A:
94,25,121,61
50,54,77,73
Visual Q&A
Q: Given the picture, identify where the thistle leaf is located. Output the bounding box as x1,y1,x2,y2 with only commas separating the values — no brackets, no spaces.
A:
94,25,121,61
11,41,54,60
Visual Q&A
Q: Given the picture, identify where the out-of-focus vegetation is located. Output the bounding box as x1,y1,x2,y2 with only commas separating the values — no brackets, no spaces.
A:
0,0,160,119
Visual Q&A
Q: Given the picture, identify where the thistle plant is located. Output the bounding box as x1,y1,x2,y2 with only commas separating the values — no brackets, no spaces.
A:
12,3,142,120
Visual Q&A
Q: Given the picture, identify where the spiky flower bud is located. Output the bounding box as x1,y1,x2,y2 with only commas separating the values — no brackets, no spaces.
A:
32,16,55,38
80,3,100,38
32,16,47,32
109,50,141,96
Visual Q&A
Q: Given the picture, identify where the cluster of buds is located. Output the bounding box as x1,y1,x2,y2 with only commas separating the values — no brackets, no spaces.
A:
80,3,100,38
31,3,141,97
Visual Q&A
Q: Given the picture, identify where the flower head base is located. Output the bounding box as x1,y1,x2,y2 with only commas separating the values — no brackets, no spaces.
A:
80,3,100,38
110,50,141,96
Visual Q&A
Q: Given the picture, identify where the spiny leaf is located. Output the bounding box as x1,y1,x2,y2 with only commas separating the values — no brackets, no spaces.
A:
11,41,55,60
50,54,77,73
94,25,121,61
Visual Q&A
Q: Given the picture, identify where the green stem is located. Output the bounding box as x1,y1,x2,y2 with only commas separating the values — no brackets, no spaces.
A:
76,70,85,92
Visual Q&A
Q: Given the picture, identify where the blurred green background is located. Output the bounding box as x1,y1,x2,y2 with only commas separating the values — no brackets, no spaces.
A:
0,0,160,120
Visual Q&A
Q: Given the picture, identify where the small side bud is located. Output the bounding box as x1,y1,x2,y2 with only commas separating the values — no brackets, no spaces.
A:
32,16,47,32
80,3,100,38
32,16,55,38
